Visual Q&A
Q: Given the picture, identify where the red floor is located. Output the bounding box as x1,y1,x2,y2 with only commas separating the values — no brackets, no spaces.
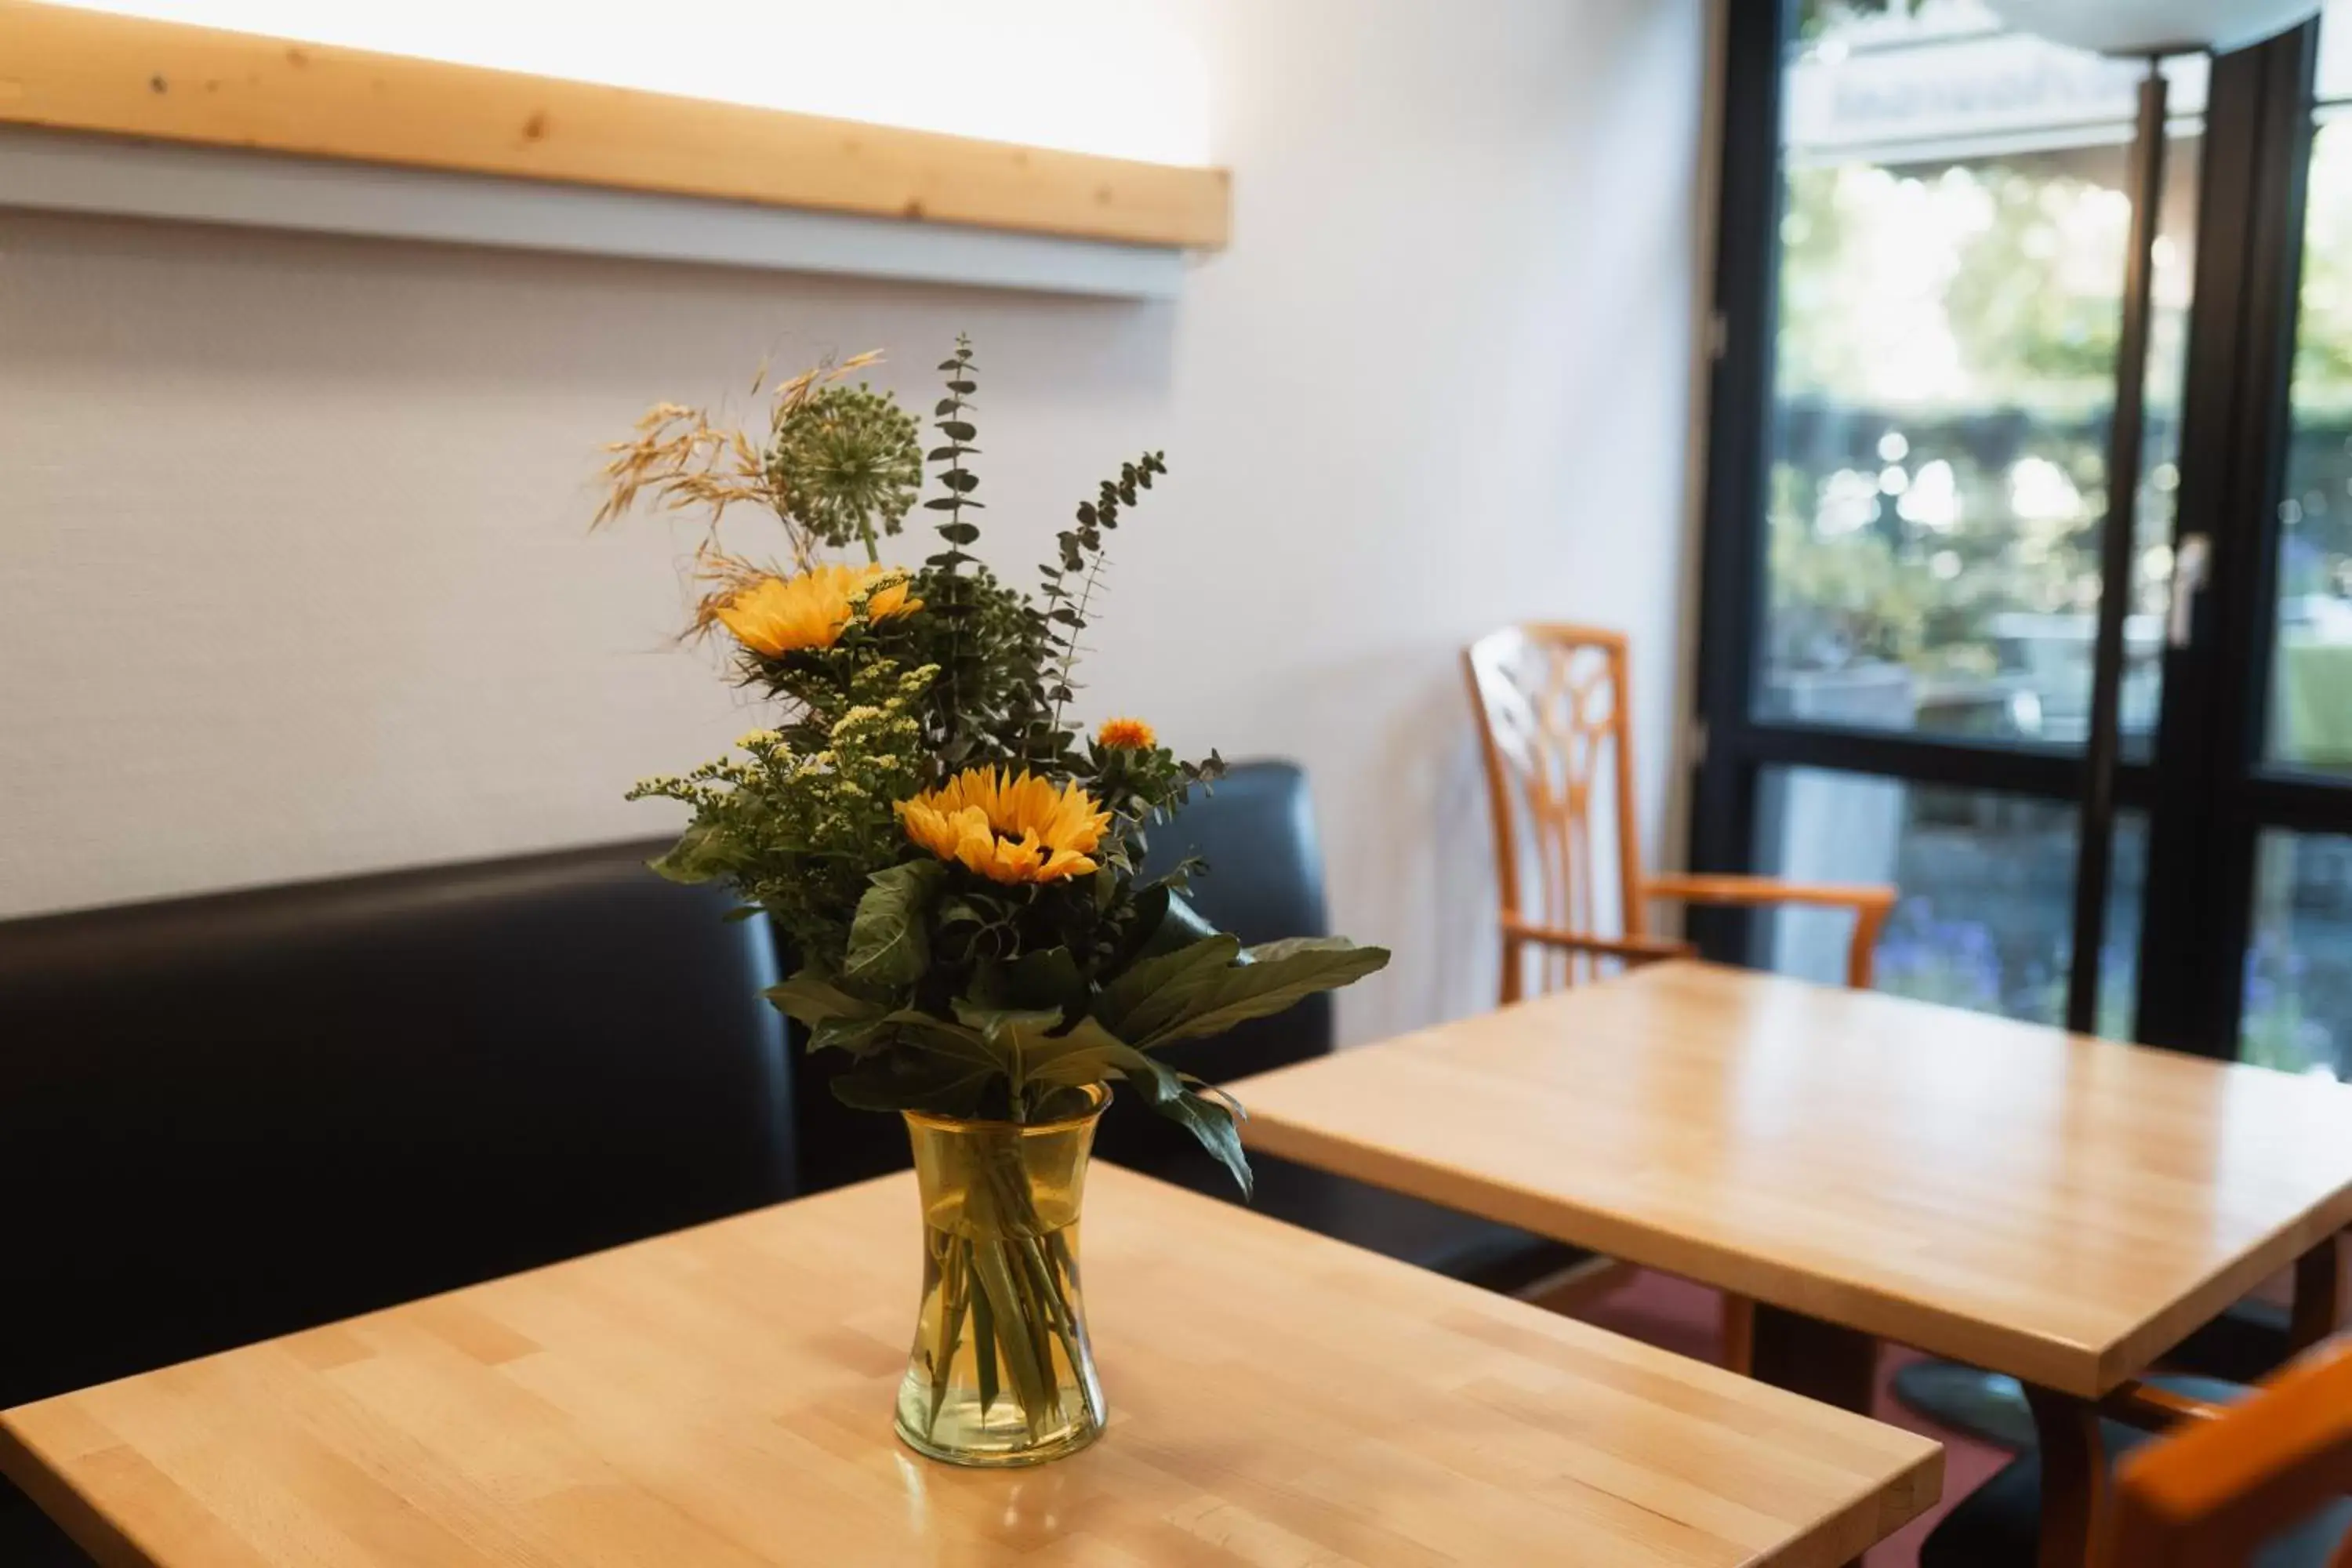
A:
1566,1269,2011,1568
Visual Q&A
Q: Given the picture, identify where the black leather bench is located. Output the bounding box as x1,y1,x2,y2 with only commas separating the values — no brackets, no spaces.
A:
0,840,794,1563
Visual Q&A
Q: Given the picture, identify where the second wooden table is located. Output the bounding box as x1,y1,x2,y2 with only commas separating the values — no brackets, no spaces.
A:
1234,960,2352,1564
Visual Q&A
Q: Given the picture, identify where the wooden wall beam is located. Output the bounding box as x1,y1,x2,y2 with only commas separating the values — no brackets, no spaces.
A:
0,1,1231,249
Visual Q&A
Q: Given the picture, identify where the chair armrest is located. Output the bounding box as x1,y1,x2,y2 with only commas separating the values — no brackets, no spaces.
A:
1501,917,1695,967
1640,873,1896,915
2100,1379,2230,1435
1637,875,1897,990
2111,1339,2352,1568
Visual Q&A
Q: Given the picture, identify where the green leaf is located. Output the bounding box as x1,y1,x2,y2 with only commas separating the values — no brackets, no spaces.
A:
829,1048,996,1118
1001,946,1085,1013
1147,937,1390,1049
1104,935,1392,1051
1019,1015,1152,1091
764,967,881,1030
1093,933,1241,1045
647,822,730,884
1134,887,1223,960
809,1012,891,1056
1119,1062,1254,1200
842,860,942,989
880,1008,1006,1069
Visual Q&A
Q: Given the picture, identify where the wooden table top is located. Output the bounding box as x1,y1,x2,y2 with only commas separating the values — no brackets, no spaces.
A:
2,1163,1939,1568
1236,961,2352,1399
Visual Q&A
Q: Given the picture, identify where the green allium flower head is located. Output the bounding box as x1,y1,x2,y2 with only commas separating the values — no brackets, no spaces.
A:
768,384,923,557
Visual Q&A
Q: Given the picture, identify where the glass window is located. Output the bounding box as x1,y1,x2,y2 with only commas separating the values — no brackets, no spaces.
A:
1751,765,2146,1036
1766,3,2201,746
2244,830,2352,1079
2269,4,2352,775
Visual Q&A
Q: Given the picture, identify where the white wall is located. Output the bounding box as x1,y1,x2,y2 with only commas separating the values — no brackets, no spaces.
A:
0,0,1709,1043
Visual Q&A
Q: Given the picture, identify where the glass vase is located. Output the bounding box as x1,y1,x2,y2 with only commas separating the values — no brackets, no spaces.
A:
892,1084,1108,1467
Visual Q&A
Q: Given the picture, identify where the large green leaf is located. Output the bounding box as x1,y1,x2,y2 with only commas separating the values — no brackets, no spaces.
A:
969,946,1085,1015
842,860,943,989
1092,934,1241,1047
1018,1015,1155,1091
883,1008,1008,1070
1157,936,1391,1048
764,967,880,1031
829,1047,997,1118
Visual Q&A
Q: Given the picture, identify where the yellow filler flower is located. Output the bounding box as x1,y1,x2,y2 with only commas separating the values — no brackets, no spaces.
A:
897,768,1112,885
1097,717,1156,750
713,564,921,656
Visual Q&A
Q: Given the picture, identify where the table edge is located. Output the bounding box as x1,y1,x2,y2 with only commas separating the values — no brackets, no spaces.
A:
1241,1112,2352,1398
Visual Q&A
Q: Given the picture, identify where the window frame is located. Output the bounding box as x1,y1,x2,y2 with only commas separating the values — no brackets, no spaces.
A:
1686,1,2350,1062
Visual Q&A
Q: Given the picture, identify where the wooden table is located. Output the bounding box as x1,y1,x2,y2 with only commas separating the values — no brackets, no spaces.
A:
1234,960,2352,1566
2,1163,1940,1567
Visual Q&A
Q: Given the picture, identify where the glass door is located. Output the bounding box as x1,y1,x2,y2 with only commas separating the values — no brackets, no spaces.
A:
1693,0,2350,1073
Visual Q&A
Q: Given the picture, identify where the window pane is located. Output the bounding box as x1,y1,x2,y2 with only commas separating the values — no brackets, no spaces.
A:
1752,766,2146,1036
1768,5,2199,746
2324,0,2352,102
2244,831,2352,1080
2269,11,2352,772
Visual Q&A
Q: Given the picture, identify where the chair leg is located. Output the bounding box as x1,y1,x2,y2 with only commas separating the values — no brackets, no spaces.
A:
2291,1231,2345,1353
1722,1294,1755,1376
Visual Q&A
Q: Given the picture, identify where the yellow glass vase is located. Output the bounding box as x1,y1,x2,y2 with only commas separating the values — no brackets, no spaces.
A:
893,1084,1108,1467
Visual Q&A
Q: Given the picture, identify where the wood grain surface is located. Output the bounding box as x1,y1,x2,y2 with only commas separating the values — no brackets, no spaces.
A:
1,1163,1939,1567
1237,961,2352,1397
0,1,1231,249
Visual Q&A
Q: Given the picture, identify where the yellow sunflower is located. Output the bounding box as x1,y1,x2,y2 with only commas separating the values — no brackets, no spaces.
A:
713,564,921,657
896,768,1112,885
1097,716,1156,750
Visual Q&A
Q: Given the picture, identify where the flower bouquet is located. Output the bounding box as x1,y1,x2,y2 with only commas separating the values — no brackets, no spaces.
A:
600,339,1388,1466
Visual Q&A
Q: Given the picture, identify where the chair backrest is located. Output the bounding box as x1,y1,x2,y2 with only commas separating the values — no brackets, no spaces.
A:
0,840,794,1409
1463,624,1645,989
1092,759,1334,1174
2109,1336,2352,1567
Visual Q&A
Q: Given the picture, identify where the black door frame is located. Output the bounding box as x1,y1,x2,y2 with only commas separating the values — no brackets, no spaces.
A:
1686,2,2348,1058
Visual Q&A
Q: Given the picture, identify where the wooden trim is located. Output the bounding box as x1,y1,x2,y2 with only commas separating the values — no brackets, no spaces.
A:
0,1,1232,249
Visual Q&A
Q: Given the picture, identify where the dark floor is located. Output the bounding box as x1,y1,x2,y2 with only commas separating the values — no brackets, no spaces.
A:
1568,1269,2010,1568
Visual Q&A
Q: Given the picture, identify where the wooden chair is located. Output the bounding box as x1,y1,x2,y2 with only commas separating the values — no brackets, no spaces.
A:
1463,624,1898,1374
1464,623,1896,1005
2105,1335,2352,1566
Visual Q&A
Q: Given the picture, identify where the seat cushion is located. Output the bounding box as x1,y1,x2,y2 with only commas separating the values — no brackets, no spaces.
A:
2158,1298,2295,1384
1921,1401,2352,1568
0,1486,93,1567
